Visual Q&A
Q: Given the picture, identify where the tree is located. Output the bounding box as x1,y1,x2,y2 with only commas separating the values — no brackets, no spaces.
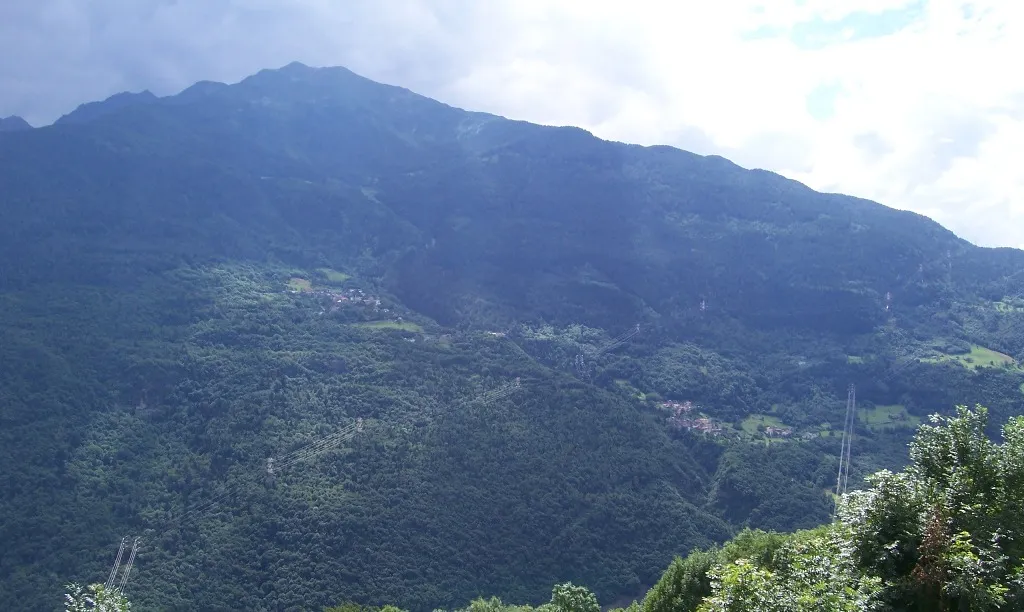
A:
549,583,599,612
64,583,131,612
841,405,1024,610
695,525,882,612
458,596,535,612
642,551,717,612
906,405,1023,609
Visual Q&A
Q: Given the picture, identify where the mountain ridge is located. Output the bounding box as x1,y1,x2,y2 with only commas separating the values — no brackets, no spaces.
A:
31,62,1006,256
54,89,159,126
0,114,32,131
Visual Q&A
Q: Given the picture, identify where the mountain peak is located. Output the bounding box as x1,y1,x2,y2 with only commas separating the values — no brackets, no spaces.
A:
0,115,32,132
279,60,315,73
219,61,432,115
245,61,363,87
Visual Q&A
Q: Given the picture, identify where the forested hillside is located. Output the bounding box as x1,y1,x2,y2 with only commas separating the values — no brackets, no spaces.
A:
1,62,1023,611
68,406,1024,610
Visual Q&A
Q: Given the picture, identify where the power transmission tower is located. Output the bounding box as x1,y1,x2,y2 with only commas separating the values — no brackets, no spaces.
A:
842,384,855,495
265,457,276,487
104,537,127,591
104,536,140,595
117,538,140,594
573,324,640,381
834,383,856,515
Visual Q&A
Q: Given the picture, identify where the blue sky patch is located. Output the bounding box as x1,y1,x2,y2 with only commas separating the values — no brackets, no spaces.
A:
806,81,844,120
742,24,788,41
742,1,927,48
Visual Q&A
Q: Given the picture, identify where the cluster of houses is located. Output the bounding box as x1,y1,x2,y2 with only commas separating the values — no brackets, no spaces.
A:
317,288,384,312
660,400,694,417
287,283,391,315
659,400,726,436
674,416,725,435
657,399,806,439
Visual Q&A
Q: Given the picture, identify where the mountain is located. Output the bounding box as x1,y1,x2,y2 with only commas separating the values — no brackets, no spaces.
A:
1,62,1022,611
0,115,31,131
53,89,158,126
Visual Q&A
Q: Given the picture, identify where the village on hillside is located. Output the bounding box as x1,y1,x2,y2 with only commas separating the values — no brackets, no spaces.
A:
657,399,797,440
284,275,419,327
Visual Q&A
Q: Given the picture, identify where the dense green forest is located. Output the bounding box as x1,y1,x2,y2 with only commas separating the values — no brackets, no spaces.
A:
68,406,1024,610
2,62,1023,611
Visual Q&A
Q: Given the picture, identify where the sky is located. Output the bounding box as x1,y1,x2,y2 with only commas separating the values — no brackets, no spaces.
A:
1,0,1022,250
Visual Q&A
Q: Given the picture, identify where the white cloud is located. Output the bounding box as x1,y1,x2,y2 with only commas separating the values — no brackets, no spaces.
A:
0,0,1022,249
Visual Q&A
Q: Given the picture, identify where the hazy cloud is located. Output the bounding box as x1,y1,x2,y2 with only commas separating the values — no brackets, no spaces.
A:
853,132,894,161
1,0,1022,249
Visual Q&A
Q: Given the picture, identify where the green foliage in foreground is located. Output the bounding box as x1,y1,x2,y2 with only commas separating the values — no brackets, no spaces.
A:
326,583,601,612
305,406,1021,612
645,405,1024,611
64,583,131,611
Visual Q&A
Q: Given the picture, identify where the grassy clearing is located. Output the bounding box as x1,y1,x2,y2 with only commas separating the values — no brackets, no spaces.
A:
741,414,786,435
995,299,1024,313
923,344,1017,370
361,186,381,203
352,320,423,332
859,404,920,431
317,268,351,283
287,277,312,292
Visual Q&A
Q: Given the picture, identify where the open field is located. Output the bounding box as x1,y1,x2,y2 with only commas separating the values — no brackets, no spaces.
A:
859,404,921,431
317,268,351,283
287,277,312,292
741,414,787,435
351,320,423,332
923,344,1017,370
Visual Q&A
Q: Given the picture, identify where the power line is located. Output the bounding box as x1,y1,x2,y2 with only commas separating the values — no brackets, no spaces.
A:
574,324,641,380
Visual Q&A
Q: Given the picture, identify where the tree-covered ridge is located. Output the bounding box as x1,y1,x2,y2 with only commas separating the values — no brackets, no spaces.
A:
82,406,1021,610
1,62,1023,610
